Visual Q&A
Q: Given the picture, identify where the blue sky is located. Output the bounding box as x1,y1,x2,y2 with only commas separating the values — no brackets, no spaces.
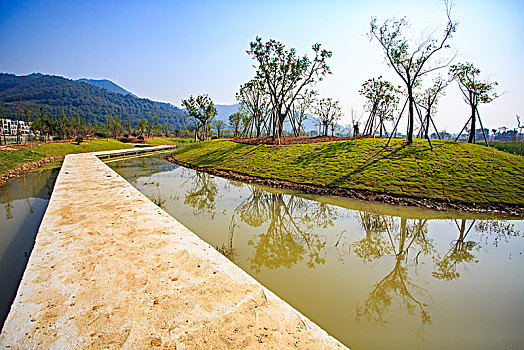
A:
1,0,523,132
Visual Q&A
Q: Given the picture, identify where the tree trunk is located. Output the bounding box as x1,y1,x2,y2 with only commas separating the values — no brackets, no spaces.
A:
424,112,430,139
255,114,261,137
277,113,285,139
407,87,414,145
468,104,476,143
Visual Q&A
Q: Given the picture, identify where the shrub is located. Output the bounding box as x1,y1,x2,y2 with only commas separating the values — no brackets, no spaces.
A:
94,132,107,138
75,136,83,144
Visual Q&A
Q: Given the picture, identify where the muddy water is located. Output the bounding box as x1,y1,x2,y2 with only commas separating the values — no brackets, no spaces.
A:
111,155,524,349
0,169,59,329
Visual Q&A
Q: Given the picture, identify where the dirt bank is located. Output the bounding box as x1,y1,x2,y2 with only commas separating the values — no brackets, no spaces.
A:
0,156,63,187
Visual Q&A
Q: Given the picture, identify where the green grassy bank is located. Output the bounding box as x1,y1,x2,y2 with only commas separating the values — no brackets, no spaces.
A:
144,137,194,145
168,138,524,205
0,139,133,174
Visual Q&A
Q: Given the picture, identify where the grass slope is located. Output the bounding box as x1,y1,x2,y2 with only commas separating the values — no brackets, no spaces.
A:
144,137,194,145
169,138,524,205
0,139,133,174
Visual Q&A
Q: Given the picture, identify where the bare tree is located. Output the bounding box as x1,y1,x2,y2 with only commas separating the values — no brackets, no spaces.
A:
236,79,270,137
415,75,448,139
289,90,317,136
315,98,343,136
369,1,457,144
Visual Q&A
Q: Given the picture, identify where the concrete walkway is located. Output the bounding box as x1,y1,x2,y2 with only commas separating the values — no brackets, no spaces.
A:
1,151,347,349
93,145,176,159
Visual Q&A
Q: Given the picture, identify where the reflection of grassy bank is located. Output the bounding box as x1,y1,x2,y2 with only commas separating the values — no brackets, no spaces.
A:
167,138,524,208
0,139,132,180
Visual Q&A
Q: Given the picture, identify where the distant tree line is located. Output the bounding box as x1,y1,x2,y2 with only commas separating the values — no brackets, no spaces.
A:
2,104,174,144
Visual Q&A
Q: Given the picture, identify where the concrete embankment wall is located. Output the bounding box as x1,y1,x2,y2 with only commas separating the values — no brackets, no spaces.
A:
0,150,347,348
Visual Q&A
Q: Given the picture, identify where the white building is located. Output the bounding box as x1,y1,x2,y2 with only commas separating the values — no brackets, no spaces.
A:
0,118,31,136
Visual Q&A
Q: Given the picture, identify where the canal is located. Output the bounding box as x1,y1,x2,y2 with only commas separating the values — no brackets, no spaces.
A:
108,155,524,349
0,168,59,330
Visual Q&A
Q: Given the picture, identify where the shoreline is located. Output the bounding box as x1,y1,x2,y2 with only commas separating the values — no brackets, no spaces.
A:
165,155,524,217
0,156,64,187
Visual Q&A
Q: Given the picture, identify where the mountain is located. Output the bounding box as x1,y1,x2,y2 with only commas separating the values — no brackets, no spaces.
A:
213,103,319,132
76,78,137,97
214,104,239,122
0,73,187,129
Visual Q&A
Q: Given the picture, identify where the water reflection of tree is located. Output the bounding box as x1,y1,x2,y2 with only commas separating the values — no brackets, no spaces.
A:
352,212,394,262
355,214,435,328
0,170,57,221
184,172,220,216
236,187,269,227
432,219,479,281
432,219,522,281
239,187,337,272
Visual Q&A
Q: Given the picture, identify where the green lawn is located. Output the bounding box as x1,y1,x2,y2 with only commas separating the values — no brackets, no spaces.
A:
490,141,524,156
144,137,194,145
0,139,133,174
169,138,524,205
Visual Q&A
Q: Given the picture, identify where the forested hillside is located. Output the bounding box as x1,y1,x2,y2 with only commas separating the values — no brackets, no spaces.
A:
0,73,187,129
76,78,137,97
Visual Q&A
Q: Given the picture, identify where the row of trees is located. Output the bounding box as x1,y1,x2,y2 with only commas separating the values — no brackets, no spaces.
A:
182,37,342,142
239,38,341,140
355,60,498,145
356,1,498,145
183,1,499,146
2,104,173,144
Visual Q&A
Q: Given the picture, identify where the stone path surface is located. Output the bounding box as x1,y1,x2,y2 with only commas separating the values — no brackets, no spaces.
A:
0,152,347,349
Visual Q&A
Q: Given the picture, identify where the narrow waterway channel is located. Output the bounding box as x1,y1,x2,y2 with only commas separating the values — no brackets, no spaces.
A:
107,155,524,349
0,168,59,330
